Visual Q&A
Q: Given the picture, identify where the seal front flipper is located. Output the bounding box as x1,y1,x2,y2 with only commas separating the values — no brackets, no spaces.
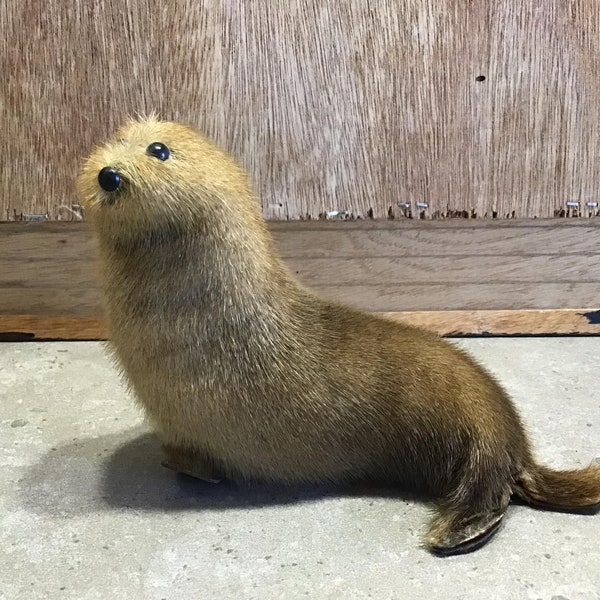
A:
161,444,224,483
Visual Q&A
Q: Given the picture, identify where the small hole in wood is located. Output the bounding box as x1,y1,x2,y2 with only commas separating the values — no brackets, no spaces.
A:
475,75,486,82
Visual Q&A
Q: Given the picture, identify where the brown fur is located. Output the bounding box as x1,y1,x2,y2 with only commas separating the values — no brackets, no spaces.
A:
77,116,600,555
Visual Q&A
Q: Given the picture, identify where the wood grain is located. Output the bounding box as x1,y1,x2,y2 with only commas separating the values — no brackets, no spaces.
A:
384,309,600,337
3,309,599,341
2,220,600,317
2,2,600,221
0,316,107,341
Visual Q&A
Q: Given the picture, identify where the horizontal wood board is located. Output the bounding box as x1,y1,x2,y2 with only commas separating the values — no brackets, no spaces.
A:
1,221,599,338
3,1,600,220
2,309,600,341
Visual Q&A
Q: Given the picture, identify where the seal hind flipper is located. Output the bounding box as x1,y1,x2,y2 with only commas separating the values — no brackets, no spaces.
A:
426,507,506,556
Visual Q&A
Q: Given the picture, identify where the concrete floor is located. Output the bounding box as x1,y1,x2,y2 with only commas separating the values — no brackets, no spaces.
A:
0,340,599,600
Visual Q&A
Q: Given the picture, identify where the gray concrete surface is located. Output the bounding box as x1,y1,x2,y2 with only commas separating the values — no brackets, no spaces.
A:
0,339,599,600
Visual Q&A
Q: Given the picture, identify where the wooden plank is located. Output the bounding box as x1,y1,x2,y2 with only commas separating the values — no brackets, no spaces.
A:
271,223,600,258
2,220,600,315
383,309,600,337
0,288,101,318
4,283,600,315
0,316,106,341
288,256,600,285
314,283,600,313
6,253,600,288
3,310,599,341
3,219,600,262
3,2,600,220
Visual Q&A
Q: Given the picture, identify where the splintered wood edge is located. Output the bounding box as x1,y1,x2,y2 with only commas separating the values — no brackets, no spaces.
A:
1,309,599,341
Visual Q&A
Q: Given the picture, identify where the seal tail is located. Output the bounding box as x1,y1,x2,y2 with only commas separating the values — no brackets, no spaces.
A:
515,463,600,513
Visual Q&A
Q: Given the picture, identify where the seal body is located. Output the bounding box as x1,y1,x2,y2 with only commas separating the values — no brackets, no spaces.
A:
78,116,600,555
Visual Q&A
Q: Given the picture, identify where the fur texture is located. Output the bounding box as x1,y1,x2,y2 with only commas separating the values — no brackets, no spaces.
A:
77,116,600,555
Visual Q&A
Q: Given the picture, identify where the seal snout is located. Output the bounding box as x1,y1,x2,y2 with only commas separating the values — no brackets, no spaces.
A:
98,166,122,192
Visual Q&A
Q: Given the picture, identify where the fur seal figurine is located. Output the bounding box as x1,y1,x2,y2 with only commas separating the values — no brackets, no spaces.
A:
77,115,600,555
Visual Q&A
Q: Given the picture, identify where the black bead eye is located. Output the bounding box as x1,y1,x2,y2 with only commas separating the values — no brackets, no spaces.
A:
146,142,170,161
98,166,122,192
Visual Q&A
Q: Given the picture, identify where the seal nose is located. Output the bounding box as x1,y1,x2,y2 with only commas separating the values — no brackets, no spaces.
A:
98,166,122,192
